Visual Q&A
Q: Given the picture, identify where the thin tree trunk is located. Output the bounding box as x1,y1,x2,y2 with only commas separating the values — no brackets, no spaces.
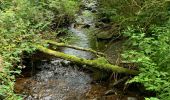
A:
45,40,105,56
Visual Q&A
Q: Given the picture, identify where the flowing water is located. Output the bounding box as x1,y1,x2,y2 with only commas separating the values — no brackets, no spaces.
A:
15,1,144,100
61,1,97,59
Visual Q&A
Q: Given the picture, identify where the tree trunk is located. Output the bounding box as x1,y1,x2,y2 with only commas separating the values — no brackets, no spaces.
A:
45,40,105,57
36,45,139,75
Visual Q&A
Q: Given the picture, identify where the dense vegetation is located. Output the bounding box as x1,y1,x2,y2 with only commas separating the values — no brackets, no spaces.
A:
0,0,170,100
98,0,170,100
0,0,79,99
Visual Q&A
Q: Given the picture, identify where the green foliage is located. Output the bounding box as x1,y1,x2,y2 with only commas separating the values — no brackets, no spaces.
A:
0,0,80,99
47,0,80,28
48,0,79,16
98,0,169,30
98,0,170,99
122,26,170,99
145,97,159,100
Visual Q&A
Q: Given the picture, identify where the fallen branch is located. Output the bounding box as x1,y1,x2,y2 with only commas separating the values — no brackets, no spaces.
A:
111,76,129,87
36,45,139,75
45,40,105,57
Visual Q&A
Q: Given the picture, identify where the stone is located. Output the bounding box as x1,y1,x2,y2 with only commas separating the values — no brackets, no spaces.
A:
96,31,115,39
127,97,138,100
96,23,120,39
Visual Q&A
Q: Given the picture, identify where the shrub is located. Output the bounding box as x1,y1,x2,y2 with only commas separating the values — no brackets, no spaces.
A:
0,0,79,99
122,26,170,100
98,0,169,30
98,0,170,99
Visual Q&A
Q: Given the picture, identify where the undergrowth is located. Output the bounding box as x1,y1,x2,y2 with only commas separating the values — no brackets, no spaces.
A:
98,0,170,99
0,0,79,99
123,26,170,100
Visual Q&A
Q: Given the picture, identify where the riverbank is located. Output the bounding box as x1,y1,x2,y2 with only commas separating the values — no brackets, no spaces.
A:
14,0,148,100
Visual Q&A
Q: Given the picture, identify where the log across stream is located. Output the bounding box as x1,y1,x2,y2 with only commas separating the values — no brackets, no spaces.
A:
14,0,146,100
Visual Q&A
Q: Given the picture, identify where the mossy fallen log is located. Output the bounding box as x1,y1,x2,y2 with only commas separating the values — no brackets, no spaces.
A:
36,45,139,75
45,40,105,57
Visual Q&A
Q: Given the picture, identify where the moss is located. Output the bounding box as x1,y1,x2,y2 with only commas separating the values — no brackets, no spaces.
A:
37,45,139,75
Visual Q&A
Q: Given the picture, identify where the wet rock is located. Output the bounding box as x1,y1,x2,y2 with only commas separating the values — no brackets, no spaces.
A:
85,7,93,11
43,96,52,100
95,22,105,28
100,17,111,23
82,24,91,28
20,59,92,100
25,95,34,100
61,60,71,66
105,89,117,95
91,9,97,13
127,97,138,100
96,31,115,39
96,23,120,39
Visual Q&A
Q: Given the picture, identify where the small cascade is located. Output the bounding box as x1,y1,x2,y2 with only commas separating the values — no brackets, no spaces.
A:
16,59,92,100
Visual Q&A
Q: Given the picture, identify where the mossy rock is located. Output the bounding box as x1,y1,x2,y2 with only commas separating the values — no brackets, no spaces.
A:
96,31,114,39
96,23,120,39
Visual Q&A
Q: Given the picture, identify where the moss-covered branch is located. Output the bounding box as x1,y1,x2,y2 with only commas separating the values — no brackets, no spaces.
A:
45,40,105,57
36,45,139,75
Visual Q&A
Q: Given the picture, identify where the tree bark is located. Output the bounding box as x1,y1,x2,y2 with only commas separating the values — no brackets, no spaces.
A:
36,45,139,75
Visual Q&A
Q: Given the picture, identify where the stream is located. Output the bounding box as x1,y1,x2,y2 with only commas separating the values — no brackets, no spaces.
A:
15,1,144,100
